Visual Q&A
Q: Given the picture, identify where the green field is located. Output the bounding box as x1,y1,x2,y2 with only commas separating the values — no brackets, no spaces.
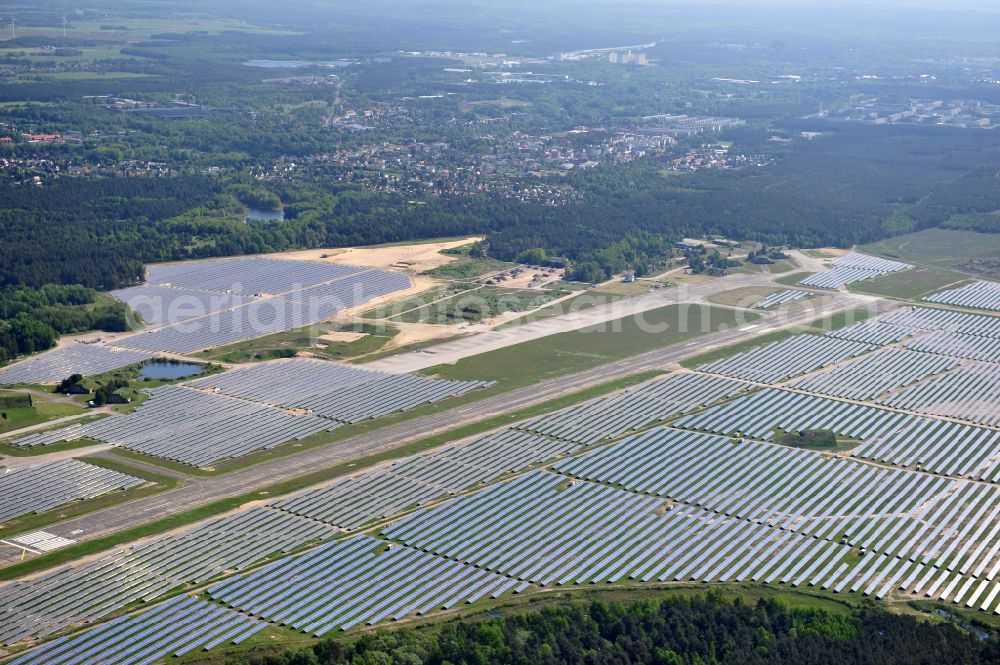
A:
850,265,972,300
774,271,813,287
0,399,86,436
424,304,757,387
422,256,514,280
862,228,1000,279
198,321,397,363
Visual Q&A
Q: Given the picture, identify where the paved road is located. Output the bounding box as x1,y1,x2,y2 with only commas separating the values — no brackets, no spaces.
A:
0,289,877,569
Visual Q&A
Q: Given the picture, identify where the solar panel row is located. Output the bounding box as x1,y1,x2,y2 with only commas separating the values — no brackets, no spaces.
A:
882,362,1000,427
788,347,958,401
924,280,1000,312
272,429,580,529
882,307,1000,339
10,385,341,467
674,387,1000,481
185,358,494,423
554,427,1000,578
798,252,912,289
752,289,809,309
383,470,1000,608
513,372,752,445
0,459,145,524
0,506,334,645
697,334,875,384
209,535,519,635
0,345,153,386
115,267,410,354
8,594,265,665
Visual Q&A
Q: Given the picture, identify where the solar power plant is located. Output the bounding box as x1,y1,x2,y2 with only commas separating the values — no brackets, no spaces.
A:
145,256,363,295
513,372,752,445
0,506,334,645
8,594,266,665
0,459,145,524
882,362,1000,427
552,428,1000,572
798,252,913,289
115,267,411,354
753,289,810,309
185,358,494,423
109,284,257,327
383,470,1000,606
273,429,577,529
208,535,520,635
788,348,959,401
696,334,875,383
881,306,1000,338
825,320,921,345
0,345,153,385
852,416,1000,481
10,385,341,467
925,280,1000,312
904,330,1000,364
673,387,1000,480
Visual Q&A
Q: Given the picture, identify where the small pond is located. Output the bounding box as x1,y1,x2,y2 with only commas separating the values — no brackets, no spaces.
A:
139,361,205,381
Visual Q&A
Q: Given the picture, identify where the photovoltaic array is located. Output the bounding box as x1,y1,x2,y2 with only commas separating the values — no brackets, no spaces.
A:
752,289,810,309
0,345,153,385
185,358,494,423
10,384,342,467
209,535,520,634
0,459,145,524
0,506,334,645
5,303,1000,662
924,280,1000,312
272,429,578,529
111,257,411,354
513,372,752,444
7,595,266,665
696,334,874,383
798,251,912,289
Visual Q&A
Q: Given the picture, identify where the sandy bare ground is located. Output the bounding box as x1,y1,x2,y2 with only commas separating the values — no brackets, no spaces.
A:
272,237,482,272
380,321,460,349
788,248,846,274
318,331,368,343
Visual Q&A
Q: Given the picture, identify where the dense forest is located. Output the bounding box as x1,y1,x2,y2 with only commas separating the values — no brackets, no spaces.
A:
231,594,998,665
4,122,999,294
0,285,133,364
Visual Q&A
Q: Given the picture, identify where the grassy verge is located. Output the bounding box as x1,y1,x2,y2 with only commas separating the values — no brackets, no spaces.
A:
495,291,625,329
0,371,661,580
774,271,813,286
425,304,756,387
0,400,87,436
849,266,972,301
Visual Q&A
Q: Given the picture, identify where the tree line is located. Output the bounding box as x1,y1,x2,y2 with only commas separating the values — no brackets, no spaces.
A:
0,285,133,366
229,593,997,665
